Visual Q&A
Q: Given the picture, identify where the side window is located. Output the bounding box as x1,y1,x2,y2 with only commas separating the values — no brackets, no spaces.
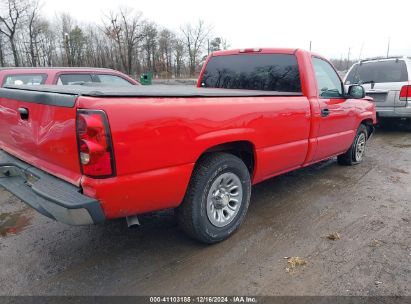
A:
3,74,47,86
95,74,132,85
312,58,343,98
58,74,92,85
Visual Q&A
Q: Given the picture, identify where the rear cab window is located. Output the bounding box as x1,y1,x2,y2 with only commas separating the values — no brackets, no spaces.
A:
345,60,408,85
2,74,47,87
95,74,132,85
200,53,302,92
57,74,92,85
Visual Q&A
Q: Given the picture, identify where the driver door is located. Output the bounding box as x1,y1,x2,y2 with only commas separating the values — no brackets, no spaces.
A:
312,57,357,161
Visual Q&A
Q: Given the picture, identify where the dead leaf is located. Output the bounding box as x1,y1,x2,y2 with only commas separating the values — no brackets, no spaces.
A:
285,257,307,273
326,232,341,240
369,239,383,247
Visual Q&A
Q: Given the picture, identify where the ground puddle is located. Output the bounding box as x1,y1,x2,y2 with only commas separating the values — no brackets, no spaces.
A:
0,210,32,237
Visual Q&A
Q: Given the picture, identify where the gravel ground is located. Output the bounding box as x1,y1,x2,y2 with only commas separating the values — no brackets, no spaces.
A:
0,124,410,296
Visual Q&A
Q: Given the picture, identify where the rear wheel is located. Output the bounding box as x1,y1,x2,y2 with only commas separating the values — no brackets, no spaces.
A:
337,124,368,166
177,153,251,244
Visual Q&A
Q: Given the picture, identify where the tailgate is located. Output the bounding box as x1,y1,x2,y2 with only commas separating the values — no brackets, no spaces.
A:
364,81,409,108
0,88,81,185
365,89,394,107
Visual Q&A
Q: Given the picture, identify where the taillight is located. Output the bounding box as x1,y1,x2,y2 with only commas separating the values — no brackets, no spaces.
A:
400,85,411,101
239,48,262,53
76,110,115,178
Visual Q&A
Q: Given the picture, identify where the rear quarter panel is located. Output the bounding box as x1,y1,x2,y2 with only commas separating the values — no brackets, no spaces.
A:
78,95,311,218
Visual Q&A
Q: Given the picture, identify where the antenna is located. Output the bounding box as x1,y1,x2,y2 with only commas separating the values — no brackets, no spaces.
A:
309,41,312,52
358,42,364,60
346,47,351,71
386,37,390,58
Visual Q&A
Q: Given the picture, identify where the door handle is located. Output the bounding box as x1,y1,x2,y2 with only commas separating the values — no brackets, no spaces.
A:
18,107,29,120
321,108,330,117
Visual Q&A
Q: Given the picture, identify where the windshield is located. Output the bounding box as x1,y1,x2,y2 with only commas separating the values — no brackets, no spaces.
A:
200,54,301,92
345,60,408,85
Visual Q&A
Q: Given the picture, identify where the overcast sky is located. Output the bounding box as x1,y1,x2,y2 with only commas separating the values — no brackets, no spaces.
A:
43,0,411,60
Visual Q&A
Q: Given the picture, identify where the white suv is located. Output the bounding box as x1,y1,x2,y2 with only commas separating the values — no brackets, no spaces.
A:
344,57,411,121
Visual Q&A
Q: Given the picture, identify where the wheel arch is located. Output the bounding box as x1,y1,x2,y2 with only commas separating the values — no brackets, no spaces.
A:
195,140,256,177
360,118,375,138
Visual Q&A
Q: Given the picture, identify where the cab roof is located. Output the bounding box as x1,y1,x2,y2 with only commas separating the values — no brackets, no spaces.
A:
211,48,327,61
0,67,118,72
358,56,411,64
211,48,299,56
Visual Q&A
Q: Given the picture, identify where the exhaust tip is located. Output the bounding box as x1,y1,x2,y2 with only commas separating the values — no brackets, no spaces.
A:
126,215,140,229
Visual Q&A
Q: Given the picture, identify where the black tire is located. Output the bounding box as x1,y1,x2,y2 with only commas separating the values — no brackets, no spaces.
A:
177,153,251,244
337,124,368,166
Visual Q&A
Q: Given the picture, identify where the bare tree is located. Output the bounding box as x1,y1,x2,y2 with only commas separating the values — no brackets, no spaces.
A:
173,38,185,78
103,8,145,75
330,58,357,72
56,13,75,66
25,0,44,66
141,22,157,73
180,20,212,77
158,29,174,78
0,32,5,66
83,25,100,67
0,4,228,78
209,37,230,52
37,21,55,66
0,0,29,66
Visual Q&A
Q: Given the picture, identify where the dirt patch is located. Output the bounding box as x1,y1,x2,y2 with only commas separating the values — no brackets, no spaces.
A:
388,175,401,183
393,144,411,148
390,168,409,174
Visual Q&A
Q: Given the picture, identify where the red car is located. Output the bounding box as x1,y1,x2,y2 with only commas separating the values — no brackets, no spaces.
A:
0,49,376,243
0,67,139,87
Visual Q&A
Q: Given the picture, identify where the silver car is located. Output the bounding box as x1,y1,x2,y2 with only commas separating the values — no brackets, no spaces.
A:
344,57,411,121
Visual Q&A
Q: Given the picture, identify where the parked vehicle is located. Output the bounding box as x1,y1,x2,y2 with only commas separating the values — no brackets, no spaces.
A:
344,57,411,122
0,67,139,87
0,48,376,243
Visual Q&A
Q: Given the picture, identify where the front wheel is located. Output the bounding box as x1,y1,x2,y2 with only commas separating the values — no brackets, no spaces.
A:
337,124,368,166
177,153,251,244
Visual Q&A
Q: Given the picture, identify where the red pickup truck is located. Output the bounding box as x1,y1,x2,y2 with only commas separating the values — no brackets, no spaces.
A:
0,48,376,243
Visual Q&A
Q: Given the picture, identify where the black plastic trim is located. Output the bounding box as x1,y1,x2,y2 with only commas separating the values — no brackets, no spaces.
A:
0,150,105,224
0,87,78,107
2,84,304,98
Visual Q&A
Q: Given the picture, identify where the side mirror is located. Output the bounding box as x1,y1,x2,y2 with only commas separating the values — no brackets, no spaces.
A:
348,85,365,99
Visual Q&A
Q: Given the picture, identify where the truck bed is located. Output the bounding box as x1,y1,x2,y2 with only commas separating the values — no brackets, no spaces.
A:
1,84,303,99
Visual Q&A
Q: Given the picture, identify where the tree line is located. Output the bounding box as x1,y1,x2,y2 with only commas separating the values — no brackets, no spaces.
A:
0,0,229,78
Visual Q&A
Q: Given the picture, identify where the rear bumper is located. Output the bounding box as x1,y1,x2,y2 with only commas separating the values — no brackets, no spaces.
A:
0,150,105,225
377,105,411,118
